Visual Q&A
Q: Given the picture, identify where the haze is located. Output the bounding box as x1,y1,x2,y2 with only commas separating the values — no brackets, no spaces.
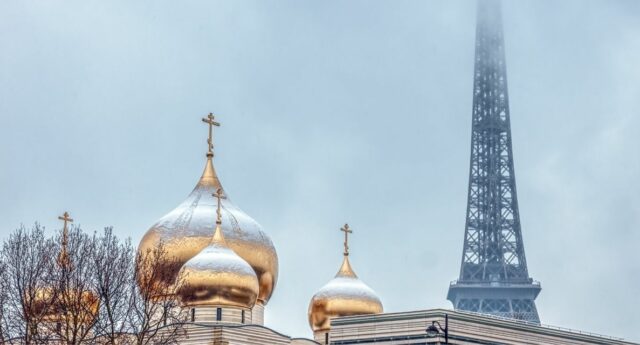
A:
1,0,639,341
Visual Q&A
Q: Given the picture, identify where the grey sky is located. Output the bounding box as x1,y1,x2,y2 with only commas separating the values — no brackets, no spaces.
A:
1,0,639,341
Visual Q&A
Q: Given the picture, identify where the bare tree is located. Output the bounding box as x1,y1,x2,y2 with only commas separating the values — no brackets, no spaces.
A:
127,242,187,345
47,225,100,344
0,225,191,344
0,260,9,343
0,224,57,344
91,227,134,344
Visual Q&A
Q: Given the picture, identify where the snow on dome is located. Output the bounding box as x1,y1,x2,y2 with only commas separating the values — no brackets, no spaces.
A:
138,155,278,305
308,255,383,332
177,223,259,309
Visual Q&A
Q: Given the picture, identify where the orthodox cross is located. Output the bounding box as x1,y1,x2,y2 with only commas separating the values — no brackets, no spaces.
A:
57,211,73,267
202,112,221,156
58,211,73,247
213,188,224,224
340,223,352,256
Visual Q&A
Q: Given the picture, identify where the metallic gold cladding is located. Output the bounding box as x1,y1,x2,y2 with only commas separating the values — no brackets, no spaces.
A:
336,254,357,278
139,139,278,304
177,220,259,308
308,225,383,332
34,287,99,324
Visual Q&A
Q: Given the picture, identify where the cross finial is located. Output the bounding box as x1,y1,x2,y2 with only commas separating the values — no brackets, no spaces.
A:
340,223,353,256
58,211,73,242
213,188,224,225
57,211,73,268
201,112,221,157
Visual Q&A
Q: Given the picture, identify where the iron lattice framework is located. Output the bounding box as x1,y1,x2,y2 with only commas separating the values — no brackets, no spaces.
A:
447,0,541,324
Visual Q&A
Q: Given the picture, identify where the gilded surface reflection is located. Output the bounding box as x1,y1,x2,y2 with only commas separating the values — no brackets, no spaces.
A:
138,156,278,305
177,218,259,308
34,286,99,324
308,226,383,332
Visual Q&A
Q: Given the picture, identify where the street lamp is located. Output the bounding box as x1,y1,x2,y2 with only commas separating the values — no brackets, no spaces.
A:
425,313,448,344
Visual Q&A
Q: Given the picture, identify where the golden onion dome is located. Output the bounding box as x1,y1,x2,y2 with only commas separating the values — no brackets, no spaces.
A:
34,213,99,324
34,287,100,324
308,224,383,333
138,115,278,305
177,215,259,308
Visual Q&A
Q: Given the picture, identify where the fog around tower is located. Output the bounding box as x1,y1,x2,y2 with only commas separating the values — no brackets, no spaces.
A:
1,0,639,341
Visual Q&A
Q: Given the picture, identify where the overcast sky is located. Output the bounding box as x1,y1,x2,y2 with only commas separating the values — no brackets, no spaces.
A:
1,0,639,341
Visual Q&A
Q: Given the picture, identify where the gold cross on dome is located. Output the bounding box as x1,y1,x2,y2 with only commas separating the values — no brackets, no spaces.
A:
57,211,73,268
213,188,224,224
58,211,73,240
340,223,353,256
202,112,221,156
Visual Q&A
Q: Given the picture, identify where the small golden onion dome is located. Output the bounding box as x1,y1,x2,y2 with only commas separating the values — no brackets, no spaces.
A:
138,154,279,305
308,255,383,332
177,219,259,308
34,213,99,324
34,287,99,324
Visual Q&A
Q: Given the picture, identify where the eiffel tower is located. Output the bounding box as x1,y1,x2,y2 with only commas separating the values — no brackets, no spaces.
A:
447,0,541,324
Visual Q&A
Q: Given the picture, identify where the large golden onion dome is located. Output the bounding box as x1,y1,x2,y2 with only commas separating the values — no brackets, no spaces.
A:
138,114,278,305
308,224,383,333
177,191,259,308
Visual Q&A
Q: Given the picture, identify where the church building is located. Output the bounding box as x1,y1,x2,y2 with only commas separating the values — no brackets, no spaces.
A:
132,113,637,345
137,112,388,344
132,0,637,342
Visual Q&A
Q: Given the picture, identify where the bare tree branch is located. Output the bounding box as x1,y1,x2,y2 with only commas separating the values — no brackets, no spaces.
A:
1,224,57,344
92,227,134,344
0,259,9,343
127,242,187,345
46,225,100,344
0,225,190,344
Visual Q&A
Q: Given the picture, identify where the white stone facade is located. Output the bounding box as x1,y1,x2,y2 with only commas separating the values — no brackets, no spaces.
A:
327,309,637,345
